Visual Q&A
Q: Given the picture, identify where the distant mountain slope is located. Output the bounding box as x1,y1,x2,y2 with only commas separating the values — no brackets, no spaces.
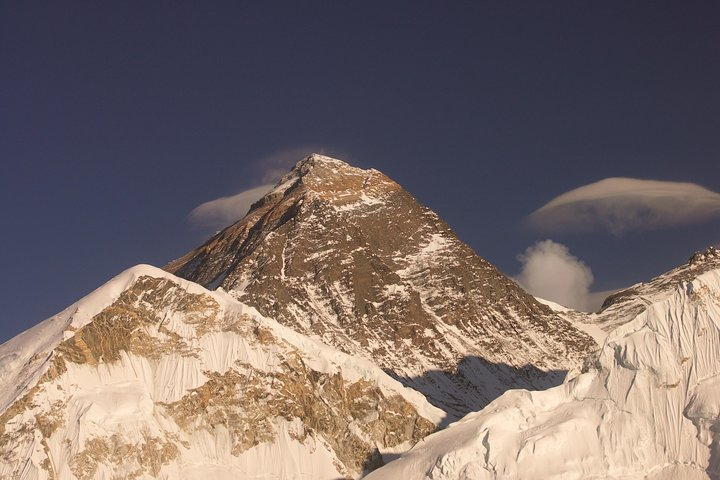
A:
167,154,597,419
0,265,442,480
365,248,720,480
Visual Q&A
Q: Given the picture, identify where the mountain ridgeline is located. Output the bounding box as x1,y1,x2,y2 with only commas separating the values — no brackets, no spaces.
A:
0,266,443,479
3,153,718,479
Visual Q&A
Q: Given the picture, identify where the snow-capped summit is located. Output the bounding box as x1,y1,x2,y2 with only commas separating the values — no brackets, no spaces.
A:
0,154,597,479
592,244,720,333
249,153,398,213
167,154,597,419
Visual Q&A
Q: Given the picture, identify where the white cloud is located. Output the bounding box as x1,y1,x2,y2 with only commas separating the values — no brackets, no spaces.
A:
189,184,274,230
514,240,595,311
526,178,720,236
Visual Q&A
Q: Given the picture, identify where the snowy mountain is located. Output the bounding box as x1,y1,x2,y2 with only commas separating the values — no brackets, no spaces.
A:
365,247,720,480
167,154,597,419
5,153,712,480
0,266,442,480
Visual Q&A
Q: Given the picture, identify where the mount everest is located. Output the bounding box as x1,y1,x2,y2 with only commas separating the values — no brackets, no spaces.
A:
167,154,597,420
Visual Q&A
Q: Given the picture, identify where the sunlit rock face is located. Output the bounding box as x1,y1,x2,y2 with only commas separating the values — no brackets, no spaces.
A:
167,154,597,419
0,267,442,480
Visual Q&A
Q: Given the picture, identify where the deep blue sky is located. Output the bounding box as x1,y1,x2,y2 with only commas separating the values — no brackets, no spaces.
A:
2,2,719,342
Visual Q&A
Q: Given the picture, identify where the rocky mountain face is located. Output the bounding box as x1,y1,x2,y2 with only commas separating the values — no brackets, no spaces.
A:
0,266,442,480
166,154,597,419
366,249,720,480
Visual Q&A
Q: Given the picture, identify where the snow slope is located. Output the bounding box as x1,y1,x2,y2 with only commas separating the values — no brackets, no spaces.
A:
0,265,442,480
367,252,720,480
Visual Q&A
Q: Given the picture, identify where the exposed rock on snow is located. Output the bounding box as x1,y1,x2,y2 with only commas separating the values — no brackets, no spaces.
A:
0,265,442,480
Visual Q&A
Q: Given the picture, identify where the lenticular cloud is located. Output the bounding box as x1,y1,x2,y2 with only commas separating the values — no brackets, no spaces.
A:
526,178,720,236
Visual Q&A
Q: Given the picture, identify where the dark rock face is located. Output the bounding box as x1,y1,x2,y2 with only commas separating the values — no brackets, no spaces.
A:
167,154,597,418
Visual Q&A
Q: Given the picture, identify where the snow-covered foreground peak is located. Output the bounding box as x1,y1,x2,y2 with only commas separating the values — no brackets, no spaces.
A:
0,265,442,479
167,155,597,419
366,259,720,479
0,265,169,412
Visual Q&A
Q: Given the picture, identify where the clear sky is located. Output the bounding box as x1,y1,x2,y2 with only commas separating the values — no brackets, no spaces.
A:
2,2,719,342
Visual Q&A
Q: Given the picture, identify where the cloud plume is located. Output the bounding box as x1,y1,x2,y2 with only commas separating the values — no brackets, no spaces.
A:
515,240,594,311
526,178,720,236
189,184,274,230
188,146,333,231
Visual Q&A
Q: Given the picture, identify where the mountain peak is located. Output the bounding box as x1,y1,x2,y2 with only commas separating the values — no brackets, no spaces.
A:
167,154,596,418
591,245,720,332
689,245,720,266
252,153,399,212
296,152,353,169
0,265,442,479
366,251,720,480
285,153,365,181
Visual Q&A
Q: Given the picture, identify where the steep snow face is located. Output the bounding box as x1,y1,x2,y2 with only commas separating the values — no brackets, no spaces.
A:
366,255,720,480
0,265,442,480
166,154,597,419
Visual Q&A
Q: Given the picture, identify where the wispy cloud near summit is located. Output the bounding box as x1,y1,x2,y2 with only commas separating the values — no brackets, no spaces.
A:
187,146,332,231
525,178,720,236
189,184,275,230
